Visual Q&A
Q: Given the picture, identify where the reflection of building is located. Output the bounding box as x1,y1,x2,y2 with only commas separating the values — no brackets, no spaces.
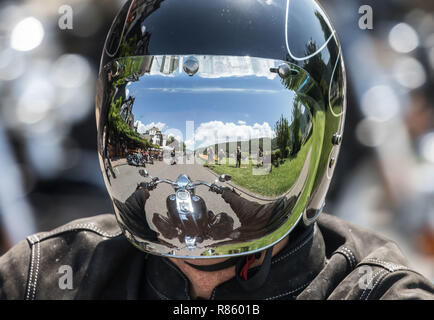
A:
141,55,180,76
141,127,167,147
143,55,277,79
160,56,179,74
197,56,277,79
120,97,136,131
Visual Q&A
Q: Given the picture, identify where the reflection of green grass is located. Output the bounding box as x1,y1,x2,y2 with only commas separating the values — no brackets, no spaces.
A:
208,140,312,197
204,107,325,257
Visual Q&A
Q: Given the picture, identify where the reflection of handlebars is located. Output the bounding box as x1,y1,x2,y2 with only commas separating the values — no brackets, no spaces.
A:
143,177,215,191
138,169,231,193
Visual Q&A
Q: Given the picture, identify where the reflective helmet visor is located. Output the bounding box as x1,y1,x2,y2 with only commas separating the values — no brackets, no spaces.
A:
97,55,326,258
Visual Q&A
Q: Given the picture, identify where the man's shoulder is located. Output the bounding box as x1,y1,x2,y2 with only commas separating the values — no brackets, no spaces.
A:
317,213,410,267
0,214,141,300
311,213,434,300
29,213,123,243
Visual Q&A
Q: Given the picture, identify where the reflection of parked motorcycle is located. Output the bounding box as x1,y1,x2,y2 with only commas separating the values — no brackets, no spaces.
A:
139,170,233,250
170,150,177,165
127,153,145,167
137,153,146,166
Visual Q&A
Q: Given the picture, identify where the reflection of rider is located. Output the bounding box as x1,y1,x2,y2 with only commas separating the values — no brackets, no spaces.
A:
152,207,234,242
115,183,235,243
152,185,289,244
220,188,287,242
113,185,158,242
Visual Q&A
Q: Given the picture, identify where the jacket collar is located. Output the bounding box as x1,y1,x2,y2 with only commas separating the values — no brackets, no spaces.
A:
141,223,326,300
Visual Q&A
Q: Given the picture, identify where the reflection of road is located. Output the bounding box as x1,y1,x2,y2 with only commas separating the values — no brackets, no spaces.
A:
111,148,312,216
111,159,244,254
111,159,240,229
109,153,312,255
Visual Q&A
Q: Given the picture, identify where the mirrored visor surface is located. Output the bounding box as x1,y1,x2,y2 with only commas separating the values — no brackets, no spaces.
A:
98,55,325,258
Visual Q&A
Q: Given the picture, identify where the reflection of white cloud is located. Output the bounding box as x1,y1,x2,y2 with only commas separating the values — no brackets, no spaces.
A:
194,121,275,148
166,132,182,142
135,121,166,134
144,87,280,94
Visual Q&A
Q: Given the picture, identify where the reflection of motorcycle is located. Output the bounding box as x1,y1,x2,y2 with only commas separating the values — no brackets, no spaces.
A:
139,170,233,250
170,150,177,165
137,153,146,166
127,153,145,167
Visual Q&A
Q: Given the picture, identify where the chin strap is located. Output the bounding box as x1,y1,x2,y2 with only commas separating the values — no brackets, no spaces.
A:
235,247,273,291
184,257,239,272
184,247,274,291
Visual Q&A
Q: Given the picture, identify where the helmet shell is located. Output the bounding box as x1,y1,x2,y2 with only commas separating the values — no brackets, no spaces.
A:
96,0,346,258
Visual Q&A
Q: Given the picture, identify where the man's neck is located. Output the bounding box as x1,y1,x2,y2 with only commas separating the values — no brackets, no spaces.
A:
168,237,289,299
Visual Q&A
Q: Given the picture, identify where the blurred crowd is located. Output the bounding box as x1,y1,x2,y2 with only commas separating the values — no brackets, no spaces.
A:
0,0,433,281
322,0,434,281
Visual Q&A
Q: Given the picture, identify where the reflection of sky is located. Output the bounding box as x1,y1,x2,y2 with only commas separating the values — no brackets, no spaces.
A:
126,59,299,148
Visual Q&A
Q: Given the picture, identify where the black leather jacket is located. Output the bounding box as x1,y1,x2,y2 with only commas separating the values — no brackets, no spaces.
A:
0,213,433,300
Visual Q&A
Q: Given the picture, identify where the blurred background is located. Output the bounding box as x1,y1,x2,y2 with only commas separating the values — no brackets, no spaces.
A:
0,0,432,281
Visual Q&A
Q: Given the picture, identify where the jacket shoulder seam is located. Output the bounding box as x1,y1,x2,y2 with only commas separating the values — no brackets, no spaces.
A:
334,246,357,270
28,222,123,243
359,267,426,300
25,235,41,300
23,222,122,300
356,258,408,272
359,268,390,300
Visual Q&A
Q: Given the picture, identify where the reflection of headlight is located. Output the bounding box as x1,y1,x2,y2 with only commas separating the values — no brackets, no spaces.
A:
177,191,190,200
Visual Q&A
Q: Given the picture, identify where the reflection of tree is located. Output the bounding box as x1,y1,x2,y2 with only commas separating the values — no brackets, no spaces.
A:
167,136,186,152
167,136,175,145
114,57,145,86
289,99,302,157
302,40,327,95
108,97,152,149
315,11,338,64
274,115,290,159
276,63,320,162
106,56,152,151
119,34,139,58
296,30,343,196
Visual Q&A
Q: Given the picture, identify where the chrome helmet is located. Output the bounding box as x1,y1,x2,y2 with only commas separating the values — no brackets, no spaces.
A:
96,0,346,259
